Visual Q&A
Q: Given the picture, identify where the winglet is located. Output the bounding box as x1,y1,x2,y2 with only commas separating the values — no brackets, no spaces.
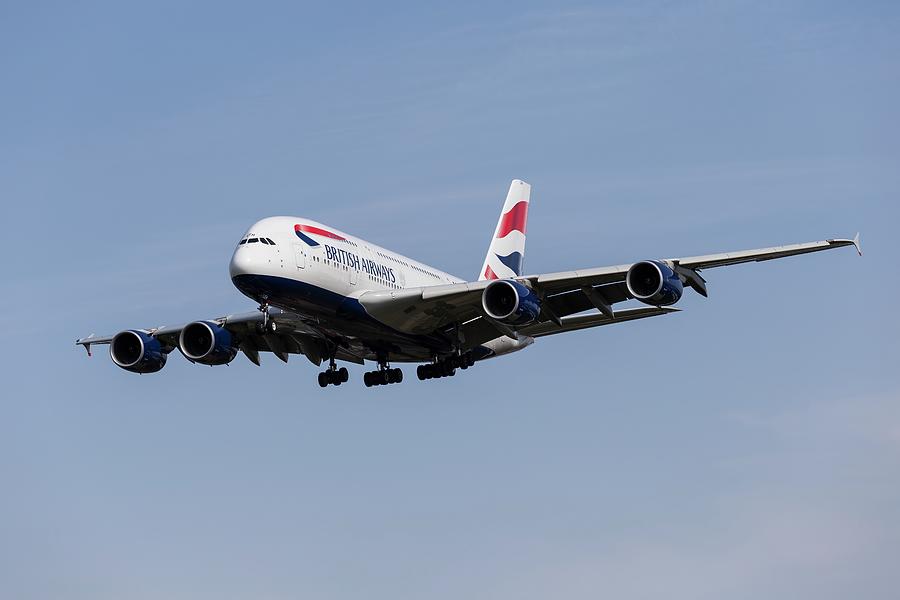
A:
852,232,862,256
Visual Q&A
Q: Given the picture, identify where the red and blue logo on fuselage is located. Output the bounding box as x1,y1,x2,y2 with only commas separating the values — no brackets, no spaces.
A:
294,224,346,246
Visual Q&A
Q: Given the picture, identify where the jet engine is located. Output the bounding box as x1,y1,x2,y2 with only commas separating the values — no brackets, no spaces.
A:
110,330,167,374
179,321,239,366
481,279,542,325
626,260,684,306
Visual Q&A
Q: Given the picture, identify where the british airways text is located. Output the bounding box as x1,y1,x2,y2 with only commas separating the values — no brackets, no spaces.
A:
324,244,396,283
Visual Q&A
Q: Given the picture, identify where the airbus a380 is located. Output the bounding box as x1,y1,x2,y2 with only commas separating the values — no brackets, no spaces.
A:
77,180,861,388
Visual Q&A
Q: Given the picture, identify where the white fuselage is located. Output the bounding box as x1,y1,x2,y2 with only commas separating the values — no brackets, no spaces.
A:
229,216,465,298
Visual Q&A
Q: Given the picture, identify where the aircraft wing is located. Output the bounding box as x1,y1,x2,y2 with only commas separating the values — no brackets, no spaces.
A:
358,235,861,339
532,234,861,293
76,308,365,366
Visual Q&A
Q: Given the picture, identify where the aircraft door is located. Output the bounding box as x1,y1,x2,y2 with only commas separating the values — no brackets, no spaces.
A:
294,244,306,269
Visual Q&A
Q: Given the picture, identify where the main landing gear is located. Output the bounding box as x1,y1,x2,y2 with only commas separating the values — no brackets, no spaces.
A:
364,361,403,387
416,352,476,380
318,357,349,388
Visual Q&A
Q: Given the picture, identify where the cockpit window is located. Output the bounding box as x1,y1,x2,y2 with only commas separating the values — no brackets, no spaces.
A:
240,235,275,246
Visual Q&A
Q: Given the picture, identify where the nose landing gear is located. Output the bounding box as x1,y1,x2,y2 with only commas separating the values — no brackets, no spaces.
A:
255,301,278,334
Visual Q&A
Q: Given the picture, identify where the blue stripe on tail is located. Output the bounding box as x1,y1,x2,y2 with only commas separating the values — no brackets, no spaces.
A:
495,251,523,275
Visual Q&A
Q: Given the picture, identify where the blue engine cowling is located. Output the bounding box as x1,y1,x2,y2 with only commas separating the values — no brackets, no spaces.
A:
179,321,239,366
626,260,684,306
110,330,167,374
482,279,542,325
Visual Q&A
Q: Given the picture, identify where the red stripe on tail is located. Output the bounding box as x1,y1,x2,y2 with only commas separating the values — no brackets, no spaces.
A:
496,200,528,238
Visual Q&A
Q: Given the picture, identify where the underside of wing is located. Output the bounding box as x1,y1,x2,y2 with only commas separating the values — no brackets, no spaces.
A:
357,281,492,335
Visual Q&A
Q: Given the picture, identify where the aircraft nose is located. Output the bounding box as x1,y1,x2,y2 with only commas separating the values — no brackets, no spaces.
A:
229,246,255,278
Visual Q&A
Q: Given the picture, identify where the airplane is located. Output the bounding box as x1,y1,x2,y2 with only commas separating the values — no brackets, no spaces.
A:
76,180,861,388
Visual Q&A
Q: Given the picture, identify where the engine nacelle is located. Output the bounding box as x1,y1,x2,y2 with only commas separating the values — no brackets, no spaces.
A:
179,321,239,366
626,260,684,306
110,330,167,374
482,279,542,325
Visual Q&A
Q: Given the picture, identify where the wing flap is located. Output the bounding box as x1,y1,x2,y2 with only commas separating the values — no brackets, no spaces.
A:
520,307,679,338
545,282,630,319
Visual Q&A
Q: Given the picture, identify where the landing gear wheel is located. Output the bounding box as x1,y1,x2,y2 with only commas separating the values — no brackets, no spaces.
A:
318,357,349,388
363,361,403,387
417,353,471,381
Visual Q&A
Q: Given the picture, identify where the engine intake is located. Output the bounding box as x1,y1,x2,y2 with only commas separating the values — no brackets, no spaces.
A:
110,330,167,374
626,260,684,306
482,279,542,325
179,321,238,365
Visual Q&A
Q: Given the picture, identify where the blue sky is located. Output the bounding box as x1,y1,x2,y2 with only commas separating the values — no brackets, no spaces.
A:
1,1,898,598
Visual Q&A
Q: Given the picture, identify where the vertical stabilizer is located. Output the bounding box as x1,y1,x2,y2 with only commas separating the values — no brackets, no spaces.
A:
479,180,531,280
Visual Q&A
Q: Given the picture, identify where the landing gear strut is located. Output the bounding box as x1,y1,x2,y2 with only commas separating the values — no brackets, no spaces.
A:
256,301,277,334
364,358,403,387
417,352,475,380
318,356,349,388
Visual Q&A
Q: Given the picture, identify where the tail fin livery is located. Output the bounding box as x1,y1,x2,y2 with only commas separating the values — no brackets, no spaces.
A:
479,179,531,280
